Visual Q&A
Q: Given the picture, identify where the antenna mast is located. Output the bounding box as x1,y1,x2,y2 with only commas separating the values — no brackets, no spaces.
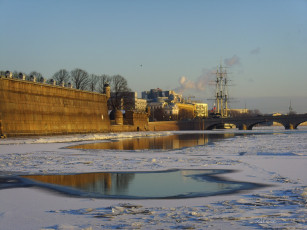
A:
289,100,293,114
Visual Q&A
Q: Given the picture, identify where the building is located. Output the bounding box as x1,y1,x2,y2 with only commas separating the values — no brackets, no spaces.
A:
109,92,147,113
164,103,179,120
227,109,249,117
147,101,167,121
176,103,195,120
143,88,209,121
142,88,183,103
123,92,147,112
143,88,183,121
194,103,208,118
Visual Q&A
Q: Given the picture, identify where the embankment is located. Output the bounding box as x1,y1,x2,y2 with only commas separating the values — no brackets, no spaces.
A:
148,120,205,131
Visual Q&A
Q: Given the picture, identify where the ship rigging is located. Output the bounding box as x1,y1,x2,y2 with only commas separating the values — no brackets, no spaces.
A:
212,63,230,117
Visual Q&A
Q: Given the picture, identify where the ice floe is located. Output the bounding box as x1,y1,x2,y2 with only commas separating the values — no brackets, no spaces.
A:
0,127,307,229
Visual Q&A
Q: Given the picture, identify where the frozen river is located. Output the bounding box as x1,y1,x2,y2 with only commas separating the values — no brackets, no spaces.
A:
0,127,307,229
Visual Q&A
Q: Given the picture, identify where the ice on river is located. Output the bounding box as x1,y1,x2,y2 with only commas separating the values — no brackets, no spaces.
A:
0,127,307,229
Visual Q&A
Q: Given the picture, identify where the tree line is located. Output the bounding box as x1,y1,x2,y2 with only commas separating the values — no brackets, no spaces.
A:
1,68,131,93
1,68,132,111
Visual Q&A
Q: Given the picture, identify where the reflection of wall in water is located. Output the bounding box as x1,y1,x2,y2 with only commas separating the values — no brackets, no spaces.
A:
113,173,135,194
23,173,112,191
119,134,210,150
69,133,236,150
175,134,208,147
23,172,136,195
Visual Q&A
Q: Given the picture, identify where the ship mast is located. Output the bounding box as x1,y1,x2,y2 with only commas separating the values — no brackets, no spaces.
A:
215,63,229,117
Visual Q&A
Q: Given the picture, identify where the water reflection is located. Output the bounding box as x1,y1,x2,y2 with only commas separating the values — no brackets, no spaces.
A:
69,133,235,150
21,169,263,199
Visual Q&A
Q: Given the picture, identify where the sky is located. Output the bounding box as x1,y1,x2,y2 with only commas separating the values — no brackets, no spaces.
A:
1,0,307,113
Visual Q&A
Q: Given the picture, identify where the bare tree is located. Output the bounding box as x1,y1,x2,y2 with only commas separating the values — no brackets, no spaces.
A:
109,75,131,110
52,69,70,85
12,71,19,78
29,71,44,81
97,74,111,93
112,74,131,93
70,68,89,90
88,74,99,92
249,109,262,117
229,110,241,118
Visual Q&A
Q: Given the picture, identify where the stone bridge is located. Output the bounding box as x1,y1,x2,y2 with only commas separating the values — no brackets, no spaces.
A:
203,114,307,130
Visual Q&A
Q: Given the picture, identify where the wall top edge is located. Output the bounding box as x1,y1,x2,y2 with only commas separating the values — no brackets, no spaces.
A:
0,76,105,96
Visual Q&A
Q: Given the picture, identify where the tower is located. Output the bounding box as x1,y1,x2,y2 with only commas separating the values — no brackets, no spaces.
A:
103,83,111,100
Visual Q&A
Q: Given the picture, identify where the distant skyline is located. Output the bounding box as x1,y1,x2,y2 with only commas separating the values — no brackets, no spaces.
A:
1,0,306,114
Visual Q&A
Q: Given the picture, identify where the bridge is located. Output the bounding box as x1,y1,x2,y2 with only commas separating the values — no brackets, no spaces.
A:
203,114,307,130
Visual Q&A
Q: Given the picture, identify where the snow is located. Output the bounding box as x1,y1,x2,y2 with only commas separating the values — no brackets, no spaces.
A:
0,127,307,229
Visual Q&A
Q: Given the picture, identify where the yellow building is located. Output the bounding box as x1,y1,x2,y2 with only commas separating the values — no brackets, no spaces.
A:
176,103,195,120
193,103,208,118
228,108,249,115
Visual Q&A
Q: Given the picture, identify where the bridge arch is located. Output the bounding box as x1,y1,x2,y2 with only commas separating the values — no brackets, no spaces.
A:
238,121,295,130
293,121,307,129
248,120,289,130
245,121,272,130
272,119,300,130
206,122,237,130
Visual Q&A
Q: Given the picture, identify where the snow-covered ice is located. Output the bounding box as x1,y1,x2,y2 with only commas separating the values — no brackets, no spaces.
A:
0,127,307,229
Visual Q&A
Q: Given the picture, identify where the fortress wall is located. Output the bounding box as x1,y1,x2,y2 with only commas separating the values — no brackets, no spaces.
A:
148,120,204,131
110,125,141,132
124,111,149,131
148,121,180,131
0,77,110,136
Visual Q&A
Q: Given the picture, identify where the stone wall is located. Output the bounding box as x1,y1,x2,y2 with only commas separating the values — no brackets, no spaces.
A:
0,77,110,136
124,111,149,131
148,120,205,131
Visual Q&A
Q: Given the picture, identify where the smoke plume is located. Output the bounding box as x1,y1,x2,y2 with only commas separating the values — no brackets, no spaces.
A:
175,55,240,94
174,68,215,94
250,47,261,55
224,55,240,67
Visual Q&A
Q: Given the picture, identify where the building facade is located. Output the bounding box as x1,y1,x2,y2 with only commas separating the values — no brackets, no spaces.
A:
194,103,208,118
142,88,183,103
143,88,208,121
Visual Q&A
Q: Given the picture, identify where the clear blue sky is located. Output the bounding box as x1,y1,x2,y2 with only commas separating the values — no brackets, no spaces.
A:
1,0,306,113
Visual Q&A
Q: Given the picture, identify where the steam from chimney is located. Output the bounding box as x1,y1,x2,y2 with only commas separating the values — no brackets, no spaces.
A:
175,55,240,93
179,76,196,90
224,55,240,67
175,68,215,93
